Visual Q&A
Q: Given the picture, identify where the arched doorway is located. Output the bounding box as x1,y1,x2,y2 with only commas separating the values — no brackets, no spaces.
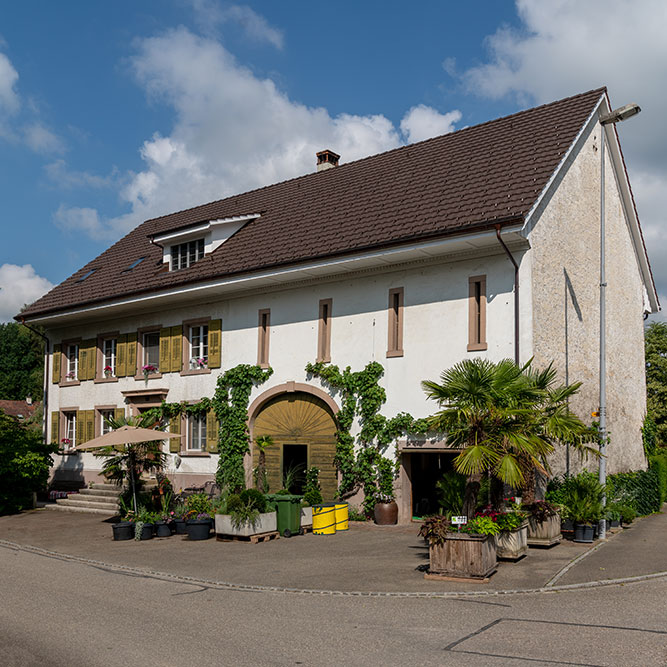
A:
251,391,338,499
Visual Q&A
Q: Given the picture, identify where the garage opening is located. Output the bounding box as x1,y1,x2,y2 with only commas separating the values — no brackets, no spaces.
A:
408,452,458,519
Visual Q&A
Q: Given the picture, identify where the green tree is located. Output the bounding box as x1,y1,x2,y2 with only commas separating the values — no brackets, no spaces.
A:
0,412,57,514
645,322,667,446
0,323,44,401
422,358,597,516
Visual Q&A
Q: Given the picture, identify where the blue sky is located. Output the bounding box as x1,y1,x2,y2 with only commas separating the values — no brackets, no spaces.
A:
1,0,666,321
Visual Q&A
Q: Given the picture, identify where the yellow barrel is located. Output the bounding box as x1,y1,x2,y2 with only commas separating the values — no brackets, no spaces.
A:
334,502,349,531
312,503,337,535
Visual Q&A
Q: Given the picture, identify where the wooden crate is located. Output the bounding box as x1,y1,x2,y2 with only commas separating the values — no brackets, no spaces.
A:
427,533,497,580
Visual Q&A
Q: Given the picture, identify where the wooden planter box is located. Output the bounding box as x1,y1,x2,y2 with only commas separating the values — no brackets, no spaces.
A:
527,513,562,547
215,511,277,539
495,522,528,561
427,533,497,580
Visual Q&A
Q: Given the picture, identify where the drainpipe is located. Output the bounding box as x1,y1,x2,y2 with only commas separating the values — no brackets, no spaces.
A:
495,225,520,365
20,319,49,445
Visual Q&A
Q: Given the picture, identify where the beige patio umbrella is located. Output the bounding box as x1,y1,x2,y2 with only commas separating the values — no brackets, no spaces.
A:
75,425,183,513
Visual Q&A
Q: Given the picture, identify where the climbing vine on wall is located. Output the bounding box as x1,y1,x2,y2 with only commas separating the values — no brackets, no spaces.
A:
143,364,273,493
305,360,428,515
211,364,273,492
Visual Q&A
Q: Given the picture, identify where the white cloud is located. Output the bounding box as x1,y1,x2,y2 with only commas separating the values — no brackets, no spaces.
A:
23,122,65,154
0,52,19,115
0,264,54,322
190,1,284,48
400,105,461,144
56,26,459,240
459,0,667,313
45,159,114,189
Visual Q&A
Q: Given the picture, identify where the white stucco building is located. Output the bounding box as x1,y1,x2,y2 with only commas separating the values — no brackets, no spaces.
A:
20,88,658,523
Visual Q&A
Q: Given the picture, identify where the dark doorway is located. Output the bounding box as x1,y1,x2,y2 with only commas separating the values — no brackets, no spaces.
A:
283,444,308,494
409,452,457,519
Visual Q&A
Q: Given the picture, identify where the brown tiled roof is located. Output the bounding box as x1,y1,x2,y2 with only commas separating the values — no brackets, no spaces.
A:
20,88,606,319
0,400,37,421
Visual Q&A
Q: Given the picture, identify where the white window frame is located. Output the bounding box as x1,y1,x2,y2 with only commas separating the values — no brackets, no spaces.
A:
66,344,79,381
102,338,117,377
188,414,207,452
100,410,115,436
63,411,76,451
171,239,205,271
189,324,209,369
142,331,160,370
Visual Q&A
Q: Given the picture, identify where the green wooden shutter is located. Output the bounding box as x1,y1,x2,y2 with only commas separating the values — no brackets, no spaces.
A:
85,410,95,442
88,340,97,380
52,344,61,383
114,407,125,422
170,325,182,373
159,328,171,373
126,332,137,377
75,410,85,445
78,345,87,381
206,409,219,453
169,416,181,453
116,334,127,377
208,319,222,368
50,411,60,444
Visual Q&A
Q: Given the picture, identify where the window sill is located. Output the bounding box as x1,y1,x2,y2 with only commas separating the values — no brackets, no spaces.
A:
94,377,119,384
134,373,163,381
386,349,404,358
59,380,81,387
180,368,211,376
179,452,212,457
467,343,488,352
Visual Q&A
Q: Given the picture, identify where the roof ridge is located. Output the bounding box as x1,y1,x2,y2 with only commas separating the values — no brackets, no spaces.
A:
143,87,607,227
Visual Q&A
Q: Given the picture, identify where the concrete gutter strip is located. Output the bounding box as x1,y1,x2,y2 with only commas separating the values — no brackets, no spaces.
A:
1,538,665,600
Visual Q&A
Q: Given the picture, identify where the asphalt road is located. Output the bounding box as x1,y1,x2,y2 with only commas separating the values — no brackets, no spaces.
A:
0,544,665,667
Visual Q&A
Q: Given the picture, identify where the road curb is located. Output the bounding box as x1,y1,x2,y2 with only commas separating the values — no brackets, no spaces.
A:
1,538,666,599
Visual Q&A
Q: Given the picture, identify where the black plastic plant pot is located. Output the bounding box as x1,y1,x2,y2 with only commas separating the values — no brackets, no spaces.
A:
140,524,154,540
155,522,172,538
573,523,595,543
186,520,211,541
112,522,133,541
173,519,187,534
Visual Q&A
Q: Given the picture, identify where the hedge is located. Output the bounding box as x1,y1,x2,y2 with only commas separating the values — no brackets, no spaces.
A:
649,452,667,505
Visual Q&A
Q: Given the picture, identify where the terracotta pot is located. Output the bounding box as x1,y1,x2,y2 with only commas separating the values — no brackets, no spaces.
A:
374,501,398,525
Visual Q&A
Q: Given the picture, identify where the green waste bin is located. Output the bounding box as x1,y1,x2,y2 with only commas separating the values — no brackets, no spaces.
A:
268,494,303,537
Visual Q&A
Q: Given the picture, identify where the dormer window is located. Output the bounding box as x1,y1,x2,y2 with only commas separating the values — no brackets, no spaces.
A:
171,239,205,271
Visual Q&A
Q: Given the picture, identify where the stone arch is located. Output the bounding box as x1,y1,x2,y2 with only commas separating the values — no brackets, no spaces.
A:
249,383,338,500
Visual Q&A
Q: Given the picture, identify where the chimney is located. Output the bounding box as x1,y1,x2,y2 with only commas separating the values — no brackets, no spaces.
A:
316,149,340,172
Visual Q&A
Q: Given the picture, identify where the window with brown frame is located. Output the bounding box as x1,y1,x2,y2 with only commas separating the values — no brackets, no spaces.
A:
257,309,270,368
387,287,404,357
467,275,487,351
317,298,332,362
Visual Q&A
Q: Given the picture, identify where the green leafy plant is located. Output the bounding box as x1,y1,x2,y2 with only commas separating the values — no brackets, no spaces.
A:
460,515,500,536
617,504,636,524
347,505,367,521
559,474,605,524
282,462,304,494
495,511,526,532
522,500,560,523
302,466,323,506
185,492,213,519
435,471,467,517
238,488,268,514
230,499,260,530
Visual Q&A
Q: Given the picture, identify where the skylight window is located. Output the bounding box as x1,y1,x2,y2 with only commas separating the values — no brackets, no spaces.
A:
122,257,146,273
76,269,97,283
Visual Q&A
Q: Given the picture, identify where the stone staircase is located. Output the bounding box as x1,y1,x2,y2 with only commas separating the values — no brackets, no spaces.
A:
45,483,121,516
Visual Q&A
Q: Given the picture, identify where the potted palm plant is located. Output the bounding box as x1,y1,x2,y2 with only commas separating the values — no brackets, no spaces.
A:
561,475,604,543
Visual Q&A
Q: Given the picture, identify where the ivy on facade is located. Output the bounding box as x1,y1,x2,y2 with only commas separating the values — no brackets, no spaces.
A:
305,360,428,515
144,364,273,493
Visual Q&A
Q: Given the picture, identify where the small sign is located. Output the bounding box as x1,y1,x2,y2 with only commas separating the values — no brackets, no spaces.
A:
451,516,467,525
591,411,600,417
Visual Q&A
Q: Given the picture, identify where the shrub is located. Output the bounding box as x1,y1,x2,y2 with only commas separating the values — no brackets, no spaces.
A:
348,505,367,521
460,515,500,536
226,494,242,513
302,467,323,506
607,468,660,516
185,492,213,518
649,452,667,505
435,470,466,517
239,488,267,513
0,413,57,514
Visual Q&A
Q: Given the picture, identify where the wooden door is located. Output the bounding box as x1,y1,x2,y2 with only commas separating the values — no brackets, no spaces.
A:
252,392,338,500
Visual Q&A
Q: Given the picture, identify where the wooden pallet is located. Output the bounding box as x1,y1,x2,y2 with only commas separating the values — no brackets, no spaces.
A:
424,569,496,584
216,530,279,544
